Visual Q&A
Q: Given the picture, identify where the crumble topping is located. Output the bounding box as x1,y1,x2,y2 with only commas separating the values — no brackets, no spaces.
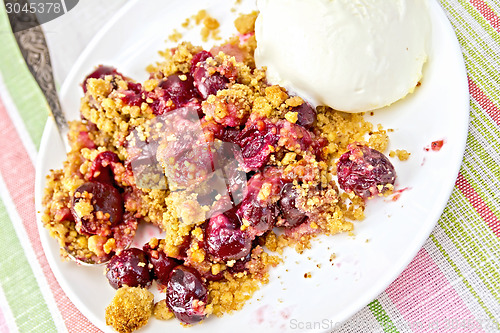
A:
105,287,154,333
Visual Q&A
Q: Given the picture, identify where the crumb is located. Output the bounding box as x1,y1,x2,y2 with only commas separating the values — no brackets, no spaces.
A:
389,149,411,161
285,111,298,124
168,29,183,42
368,129,389,152
105,287,154,333
204,16,220,30
304,272,312,278
192,10,220,42
234,11,258,35
181,18,191,28
265,85,288,108
285,96,304,108
194,9,208,25
153,299,175,320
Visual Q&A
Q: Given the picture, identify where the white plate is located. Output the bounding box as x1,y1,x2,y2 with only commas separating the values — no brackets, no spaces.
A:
34,0,469,332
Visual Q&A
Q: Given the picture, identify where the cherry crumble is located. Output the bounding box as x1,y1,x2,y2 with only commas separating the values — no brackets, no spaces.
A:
41,12,398,333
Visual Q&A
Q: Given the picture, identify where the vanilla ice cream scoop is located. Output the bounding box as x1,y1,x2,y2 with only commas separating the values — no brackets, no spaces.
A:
255,0,431,113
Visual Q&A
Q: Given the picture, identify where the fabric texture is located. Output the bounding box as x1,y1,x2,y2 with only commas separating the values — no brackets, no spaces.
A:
0,0,498,332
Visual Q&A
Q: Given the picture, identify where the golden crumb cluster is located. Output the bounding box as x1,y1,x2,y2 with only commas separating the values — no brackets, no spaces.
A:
105,287,154,333
170,9,222,43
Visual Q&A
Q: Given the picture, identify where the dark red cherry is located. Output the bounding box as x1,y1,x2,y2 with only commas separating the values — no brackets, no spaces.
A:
236,172,282,236
192,63,229,99
71,181,123,235
89,151,120,185
228,253,251,274
143,242,180,287
337,144,396,198
237,198,279,237
166,266,208,325
191,50,212,69
292,102,316,129
237,120,279,171
278,183,307,227
159,74,197,106
105,248,152,289
205,211,252,261
120,82,145,107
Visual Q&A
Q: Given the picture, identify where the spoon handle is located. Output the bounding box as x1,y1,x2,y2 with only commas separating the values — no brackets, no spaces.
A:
6,2,69,142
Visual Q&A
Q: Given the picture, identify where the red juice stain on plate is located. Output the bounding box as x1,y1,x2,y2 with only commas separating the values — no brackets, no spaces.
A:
424,139,445,152
280,307,292,319
389,187,411,202
392,193,402,201
255,305,270,324
431,139,445,151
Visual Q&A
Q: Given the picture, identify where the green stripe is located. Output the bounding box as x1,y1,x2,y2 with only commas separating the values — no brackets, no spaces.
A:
0,2,49,150
436,2,500,312
0,199,57,332
441,200,500,300
440,1,500,106
368,300,400,333
429,233,500,330
461,115,500,224
469,101,500,153
440,0,500,91
437,189,500,323
457,0,500,45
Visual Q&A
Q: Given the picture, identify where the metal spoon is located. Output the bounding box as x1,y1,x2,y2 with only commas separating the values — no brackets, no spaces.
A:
6,1,69,146
6,6,113,265
65,247,111,266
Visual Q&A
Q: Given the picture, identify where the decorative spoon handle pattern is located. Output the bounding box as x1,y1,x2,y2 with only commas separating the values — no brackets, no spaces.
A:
6,0,69,141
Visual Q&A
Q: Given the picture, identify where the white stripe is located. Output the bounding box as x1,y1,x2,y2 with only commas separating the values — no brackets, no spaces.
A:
443,2,500,94
464,122,500,206
440,1,500,86
332,306,385,332
0,74,37,165
424,227,495,324
0,173,67,333
0,286,19,333
376,292,410,332
434,194,500,312
461,104,500,225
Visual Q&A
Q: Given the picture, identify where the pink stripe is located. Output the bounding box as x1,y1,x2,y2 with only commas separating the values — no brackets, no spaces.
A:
0,98,102,332
468,78,500,127
386,249,481,332
470,0,500,33
0,308,9,333
456,173,500,238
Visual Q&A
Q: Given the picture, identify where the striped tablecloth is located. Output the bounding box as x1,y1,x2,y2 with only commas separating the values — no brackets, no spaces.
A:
0,0,499,332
